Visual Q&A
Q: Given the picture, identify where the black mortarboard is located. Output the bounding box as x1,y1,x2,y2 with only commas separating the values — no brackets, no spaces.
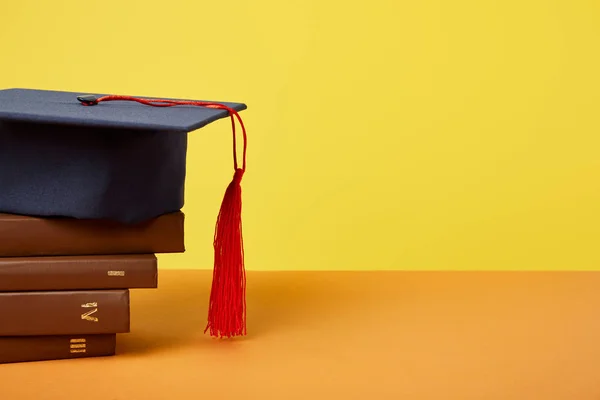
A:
0,88,249,338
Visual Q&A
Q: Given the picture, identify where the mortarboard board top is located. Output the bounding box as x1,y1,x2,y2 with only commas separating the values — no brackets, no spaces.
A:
0,88,247,132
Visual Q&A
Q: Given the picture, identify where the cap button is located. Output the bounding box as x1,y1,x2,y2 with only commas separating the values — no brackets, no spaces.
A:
76,95,99,106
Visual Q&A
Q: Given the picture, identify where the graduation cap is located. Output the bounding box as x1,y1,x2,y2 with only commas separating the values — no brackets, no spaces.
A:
0,88,248,338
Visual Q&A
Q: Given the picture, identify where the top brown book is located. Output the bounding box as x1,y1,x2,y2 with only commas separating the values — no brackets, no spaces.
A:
0,212,185,257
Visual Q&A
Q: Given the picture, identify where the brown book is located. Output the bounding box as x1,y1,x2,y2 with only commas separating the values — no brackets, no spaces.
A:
0,334,116,364
0,211,185,257
0,254,158,292
0,290,130,336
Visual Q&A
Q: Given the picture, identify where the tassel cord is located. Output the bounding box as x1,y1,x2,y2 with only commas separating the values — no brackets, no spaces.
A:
79,94,248,338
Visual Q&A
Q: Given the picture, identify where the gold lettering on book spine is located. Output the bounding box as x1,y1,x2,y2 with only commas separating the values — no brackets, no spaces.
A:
81,302,99,322
108,270,125,276
69,338,87,354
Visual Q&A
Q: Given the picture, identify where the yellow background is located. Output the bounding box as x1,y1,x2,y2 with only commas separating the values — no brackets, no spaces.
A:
1,0,598,271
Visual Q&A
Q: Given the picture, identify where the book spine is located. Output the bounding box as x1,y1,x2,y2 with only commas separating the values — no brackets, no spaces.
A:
0,334,116,364
0,211,185,257
0,290,130,336
0,254,158,291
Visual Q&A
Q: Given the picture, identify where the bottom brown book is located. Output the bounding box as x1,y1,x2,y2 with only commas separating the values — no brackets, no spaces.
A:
0,334,116,364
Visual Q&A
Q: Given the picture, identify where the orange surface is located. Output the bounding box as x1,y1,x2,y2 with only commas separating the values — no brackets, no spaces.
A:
1,270,600,399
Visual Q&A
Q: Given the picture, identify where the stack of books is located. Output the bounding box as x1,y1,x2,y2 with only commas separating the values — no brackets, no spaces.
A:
0,211,185,364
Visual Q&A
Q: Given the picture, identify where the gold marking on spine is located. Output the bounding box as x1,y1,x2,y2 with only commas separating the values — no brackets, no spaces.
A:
81,302,99,322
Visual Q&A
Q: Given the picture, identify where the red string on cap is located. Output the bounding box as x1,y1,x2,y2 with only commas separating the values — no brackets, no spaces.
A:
78,94,247,339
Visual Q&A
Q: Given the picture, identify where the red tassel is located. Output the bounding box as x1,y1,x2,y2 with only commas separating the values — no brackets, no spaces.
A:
78,94,249,338
205,168,246,338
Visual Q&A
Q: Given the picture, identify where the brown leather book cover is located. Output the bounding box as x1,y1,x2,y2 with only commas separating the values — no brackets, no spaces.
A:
0,334,116,364
0,211,185,257
0,290,130,336
0,254,158,292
